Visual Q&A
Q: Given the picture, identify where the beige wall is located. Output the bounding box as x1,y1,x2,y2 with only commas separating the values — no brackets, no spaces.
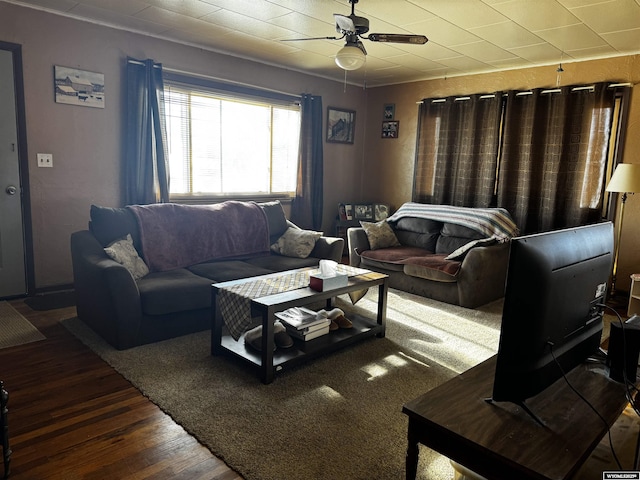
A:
1,3,367,289
365,55,640,292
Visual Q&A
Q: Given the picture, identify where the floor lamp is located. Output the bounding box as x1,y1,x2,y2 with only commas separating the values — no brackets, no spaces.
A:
606,163,640,296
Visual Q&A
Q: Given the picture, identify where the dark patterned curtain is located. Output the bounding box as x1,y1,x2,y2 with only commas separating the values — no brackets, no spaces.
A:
125,58,169,205
414,93,503,207
497,83,615,233
291,94,323,230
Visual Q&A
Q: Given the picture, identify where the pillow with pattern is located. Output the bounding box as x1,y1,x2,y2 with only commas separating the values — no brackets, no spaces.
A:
104,234,149,280
271,227,322,258
360,220,401,250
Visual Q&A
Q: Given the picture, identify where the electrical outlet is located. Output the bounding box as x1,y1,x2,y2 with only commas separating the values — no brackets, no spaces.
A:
37,153,53,168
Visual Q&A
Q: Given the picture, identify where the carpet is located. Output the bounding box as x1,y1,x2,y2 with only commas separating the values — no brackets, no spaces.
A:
0,301,45,349
62,289,503,480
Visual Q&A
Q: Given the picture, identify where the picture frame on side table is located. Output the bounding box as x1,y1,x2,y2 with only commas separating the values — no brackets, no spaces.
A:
382,121,399,138
344,204,354,220
374,204,390,221
327,107,356,144
354,204,373,220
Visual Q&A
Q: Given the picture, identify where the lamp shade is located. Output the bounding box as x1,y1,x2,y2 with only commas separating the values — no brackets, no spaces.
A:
606,163,640,193
335,45,366,70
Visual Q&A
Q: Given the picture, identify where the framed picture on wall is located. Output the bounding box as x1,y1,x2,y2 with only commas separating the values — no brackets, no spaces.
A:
383,103,395,119
326,107,356,144
381,120,399,138
54,65,105,109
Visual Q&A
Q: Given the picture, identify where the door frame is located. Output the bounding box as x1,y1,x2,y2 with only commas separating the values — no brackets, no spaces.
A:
1,40,34,297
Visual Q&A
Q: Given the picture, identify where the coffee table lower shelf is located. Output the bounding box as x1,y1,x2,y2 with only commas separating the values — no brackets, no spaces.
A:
218,314,383,377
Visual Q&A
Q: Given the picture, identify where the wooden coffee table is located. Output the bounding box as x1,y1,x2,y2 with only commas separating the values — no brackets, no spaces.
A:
211,266,388,384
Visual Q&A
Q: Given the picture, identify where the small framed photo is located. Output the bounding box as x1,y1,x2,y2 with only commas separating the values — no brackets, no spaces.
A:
382,121,399,138
326,107,356,144
354,204,373,220
374,204,390,221
54,65,105,108
383,103,395,120
344,204,354,220
338,203,348,220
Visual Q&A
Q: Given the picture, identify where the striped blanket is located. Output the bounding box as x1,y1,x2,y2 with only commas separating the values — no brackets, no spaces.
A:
387,203,519,242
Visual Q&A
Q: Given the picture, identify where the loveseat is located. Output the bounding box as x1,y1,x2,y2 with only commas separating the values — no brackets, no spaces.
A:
348,203,518,308
70,200,344,349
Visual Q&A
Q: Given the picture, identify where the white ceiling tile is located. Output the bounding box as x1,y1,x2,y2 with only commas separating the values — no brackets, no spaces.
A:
201,9,293,40
452,41,518,63
194,0,291,21
142,0,221,19
75,0,148,16
506,42,565,62
409,17,483,46
409,0,509,29
267,11,335,38
67,4,171,35
534,23,608,52
569,0,640,33
492,0,582,30
469,21,545,48
601,28,640,51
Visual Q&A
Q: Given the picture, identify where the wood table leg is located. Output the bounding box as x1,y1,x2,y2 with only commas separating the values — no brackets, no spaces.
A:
259,306,275,384
406,421,419,480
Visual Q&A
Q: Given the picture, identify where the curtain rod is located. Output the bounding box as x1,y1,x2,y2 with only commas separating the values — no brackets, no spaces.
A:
162,66,300,99
417,82,632,104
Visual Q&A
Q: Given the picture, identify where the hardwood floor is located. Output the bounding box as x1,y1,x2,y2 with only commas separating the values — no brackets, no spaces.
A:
1,300,242,480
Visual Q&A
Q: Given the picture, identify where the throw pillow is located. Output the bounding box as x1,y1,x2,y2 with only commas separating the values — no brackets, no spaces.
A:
360,220,401,250
271,227,322,258
104,234,149,280
444,237,497,261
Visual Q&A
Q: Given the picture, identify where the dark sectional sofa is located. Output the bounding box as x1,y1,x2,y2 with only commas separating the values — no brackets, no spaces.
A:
348,203,517,308
70,200,344,349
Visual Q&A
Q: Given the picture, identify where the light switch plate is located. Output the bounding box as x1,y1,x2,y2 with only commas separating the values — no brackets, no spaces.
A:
37,153,53,168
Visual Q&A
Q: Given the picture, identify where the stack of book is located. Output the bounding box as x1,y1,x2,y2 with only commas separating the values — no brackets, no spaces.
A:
275,307,331,341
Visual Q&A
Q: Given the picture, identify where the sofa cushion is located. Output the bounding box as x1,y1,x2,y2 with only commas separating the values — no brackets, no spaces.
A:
188,260,274,282
245,255,320,272
103,234,149,280
394,230,439,251
436,222,487,255
138,268,214,315
360,220,401,250
271,227,322,258
359,246,431,272
403,255,460,283
393,217,443,234
259,200,289,245
89,204,141,249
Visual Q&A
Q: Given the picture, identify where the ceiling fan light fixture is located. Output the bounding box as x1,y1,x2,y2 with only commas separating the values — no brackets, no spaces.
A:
335,44,366,70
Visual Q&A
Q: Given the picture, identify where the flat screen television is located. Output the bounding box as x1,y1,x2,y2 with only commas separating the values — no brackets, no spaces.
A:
490,221,614,410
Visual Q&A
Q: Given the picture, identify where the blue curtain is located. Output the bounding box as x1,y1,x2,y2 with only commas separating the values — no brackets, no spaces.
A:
291,94,323,230
125,58,169,205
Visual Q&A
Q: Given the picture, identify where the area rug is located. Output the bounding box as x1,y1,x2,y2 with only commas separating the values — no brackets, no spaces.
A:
61,289,502,479
0,301,45,349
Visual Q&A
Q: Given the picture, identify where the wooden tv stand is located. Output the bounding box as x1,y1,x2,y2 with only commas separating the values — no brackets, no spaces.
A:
403,355,635,480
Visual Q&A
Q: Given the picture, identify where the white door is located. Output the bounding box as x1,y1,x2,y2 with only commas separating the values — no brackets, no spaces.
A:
0,47,27,297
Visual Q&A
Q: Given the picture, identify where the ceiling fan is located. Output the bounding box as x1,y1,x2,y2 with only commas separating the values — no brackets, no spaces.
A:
282,0,428,71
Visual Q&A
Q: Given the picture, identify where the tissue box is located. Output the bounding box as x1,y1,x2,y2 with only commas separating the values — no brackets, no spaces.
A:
309,273,348,292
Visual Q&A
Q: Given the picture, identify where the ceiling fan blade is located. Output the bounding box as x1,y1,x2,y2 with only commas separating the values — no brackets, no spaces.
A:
367,33,428,44
334,13,356,34
281,36,342,42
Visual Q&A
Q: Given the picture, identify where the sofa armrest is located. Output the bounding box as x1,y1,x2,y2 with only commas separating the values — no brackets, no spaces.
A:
456,242,510,307
71,230,143,349
347,227,371,267
310,236,345,263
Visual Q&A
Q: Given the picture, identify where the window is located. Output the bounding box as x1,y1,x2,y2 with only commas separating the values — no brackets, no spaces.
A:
163,76,301,197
